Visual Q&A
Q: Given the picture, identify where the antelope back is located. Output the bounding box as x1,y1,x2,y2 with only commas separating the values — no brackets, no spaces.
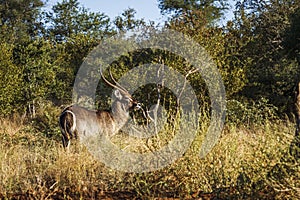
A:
59,68,142,149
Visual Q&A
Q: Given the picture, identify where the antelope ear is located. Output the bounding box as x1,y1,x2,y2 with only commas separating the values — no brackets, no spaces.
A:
114,89,123,100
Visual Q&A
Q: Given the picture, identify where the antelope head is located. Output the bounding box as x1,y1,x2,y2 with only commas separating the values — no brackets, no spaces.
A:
59,68,142,149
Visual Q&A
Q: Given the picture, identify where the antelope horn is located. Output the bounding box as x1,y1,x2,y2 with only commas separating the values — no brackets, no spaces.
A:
108,67,128,93
100,68,130,96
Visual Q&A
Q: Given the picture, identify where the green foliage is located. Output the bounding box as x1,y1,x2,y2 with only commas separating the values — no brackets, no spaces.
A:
33,101,62,140
226,98,279,126
114,8,146,31
234,0,300,113
158,0,229,24
0,0,297,119
45,0,114,41
13,39,68,116
169,18,249,98
0,0,44,42
0,0,116,116
0,43,23,116
284,5,300,66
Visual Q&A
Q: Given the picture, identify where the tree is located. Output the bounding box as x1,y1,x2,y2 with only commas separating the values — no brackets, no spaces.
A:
284,5,300,67
158,0,229,25
0,42,23,116
46,0,114,41
234,0,300,113
0,0,44,42
114,8,145,31
12,39,69,117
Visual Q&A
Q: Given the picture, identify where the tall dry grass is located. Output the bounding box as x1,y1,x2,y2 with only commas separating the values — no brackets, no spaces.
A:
0,113,299,199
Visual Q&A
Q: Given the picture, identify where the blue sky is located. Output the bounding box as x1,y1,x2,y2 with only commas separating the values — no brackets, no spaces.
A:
46,0,234,24
46,0,165,23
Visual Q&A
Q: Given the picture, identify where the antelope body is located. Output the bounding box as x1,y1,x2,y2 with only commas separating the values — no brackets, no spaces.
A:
59,71,140,149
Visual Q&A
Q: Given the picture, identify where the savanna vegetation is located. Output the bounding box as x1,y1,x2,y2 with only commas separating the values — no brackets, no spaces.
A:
0,0,299,199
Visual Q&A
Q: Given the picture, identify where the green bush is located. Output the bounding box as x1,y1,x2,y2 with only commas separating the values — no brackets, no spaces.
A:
226,97,279,126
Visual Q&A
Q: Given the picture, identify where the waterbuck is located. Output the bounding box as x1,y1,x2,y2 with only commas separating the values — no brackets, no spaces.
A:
59,70,141,149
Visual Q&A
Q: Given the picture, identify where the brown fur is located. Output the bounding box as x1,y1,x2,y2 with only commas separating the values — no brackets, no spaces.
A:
59,90,140,149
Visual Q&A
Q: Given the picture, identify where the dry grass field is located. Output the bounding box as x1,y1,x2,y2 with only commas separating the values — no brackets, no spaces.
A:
0,108,299,199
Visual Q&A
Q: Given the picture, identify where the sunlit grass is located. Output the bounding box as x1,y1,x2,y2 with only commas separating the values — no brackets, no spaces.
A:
0,115,299,199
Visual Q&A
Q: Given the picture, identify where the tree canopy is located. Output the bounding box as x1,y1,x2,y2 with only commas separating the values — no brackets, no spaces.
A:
0,0,299,119
158,0,229,24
